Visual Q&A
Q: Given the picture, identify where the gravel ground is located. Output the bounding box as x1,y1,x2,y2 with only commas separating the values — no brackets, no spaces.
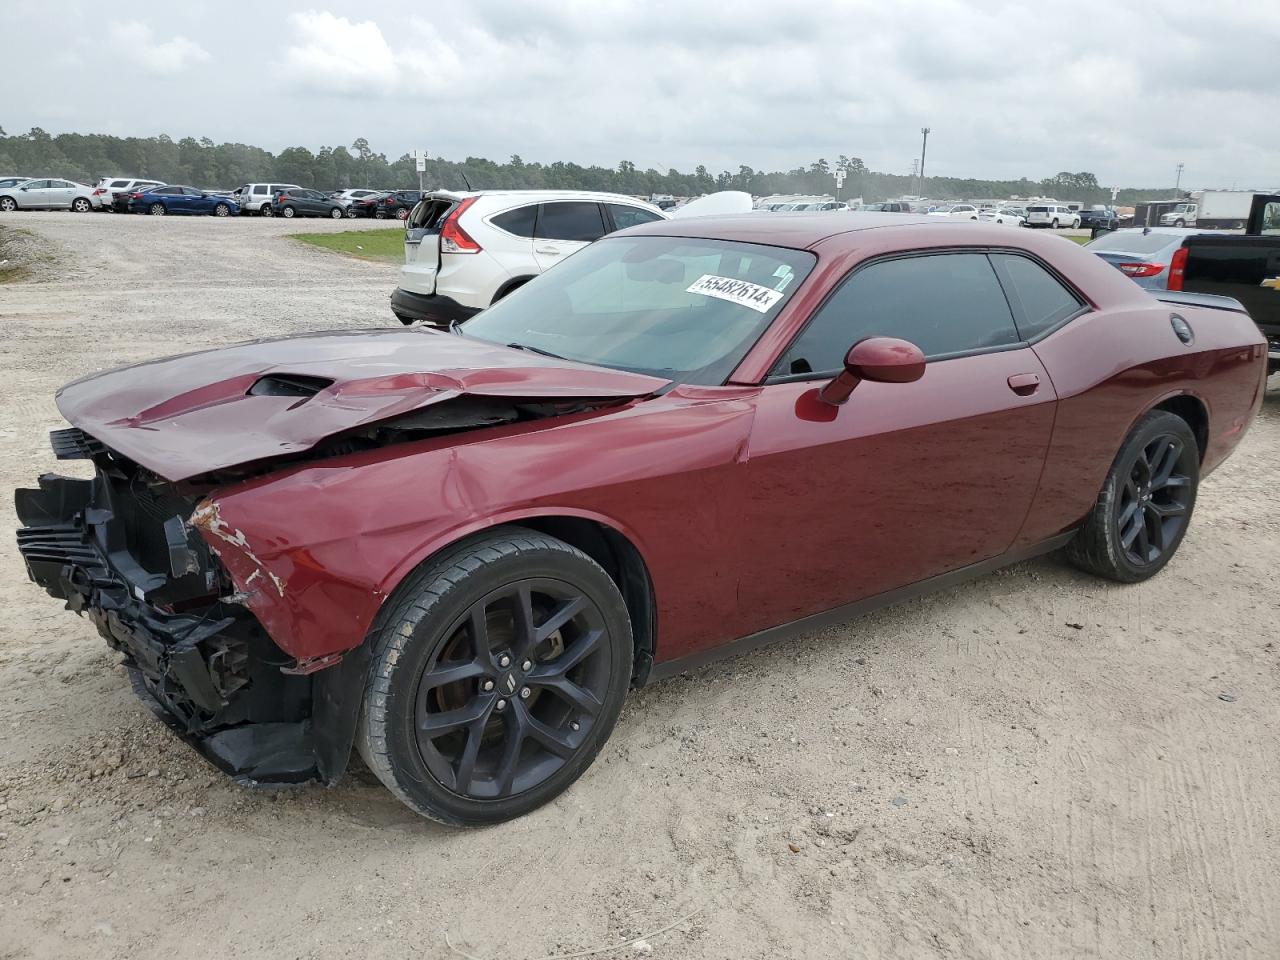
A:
1,211,1278,960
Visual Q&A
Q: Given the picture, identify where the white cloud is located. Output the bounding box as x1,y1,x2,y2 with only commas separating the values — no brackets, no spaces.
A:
109,21,211,75
278,11,400,95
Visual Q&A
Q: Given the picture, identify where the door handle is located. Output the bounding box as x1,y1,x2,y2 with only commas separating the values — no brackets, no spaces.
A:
535,246,561,256
1007,373,1040,395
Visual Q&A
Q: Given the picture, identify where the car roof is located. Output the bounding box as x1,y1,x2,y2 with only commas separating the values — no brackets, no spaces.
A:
618,211,957,249
447,189,660,204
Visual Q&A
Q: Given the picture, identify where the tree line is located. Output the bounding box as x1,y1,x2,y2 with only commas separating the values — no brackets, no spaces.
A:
0,127,1179,205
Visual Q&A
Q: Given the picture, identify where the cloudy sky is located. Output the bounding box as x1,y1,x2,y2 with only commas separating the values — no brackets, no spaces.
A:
6,0,1277,188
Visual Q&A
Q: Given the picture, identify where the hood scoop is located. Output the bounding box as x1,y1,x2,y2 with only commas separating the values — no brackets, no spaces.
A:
247,373,335,400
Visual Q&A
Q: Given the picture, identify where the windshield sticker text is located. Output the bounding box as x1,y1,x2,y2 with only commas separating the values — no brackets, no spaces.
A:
686,275,784,313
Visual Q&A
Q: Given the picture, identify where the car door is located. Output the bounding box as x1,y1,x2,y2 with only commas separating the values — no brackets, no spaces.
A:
736,250,1058,633
532,201,608,271
182,187,206,213
47,180,75,208
18,180,51,208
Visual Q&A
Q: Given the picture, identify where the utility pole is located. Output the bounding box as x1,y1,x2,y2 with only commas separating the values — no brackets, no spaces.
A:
919,127,930,198
1175,162,1184,194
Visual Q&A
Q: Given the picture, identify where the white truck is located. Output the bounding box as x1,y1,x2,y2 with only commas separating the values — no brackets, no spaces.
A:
1158,190,1255,229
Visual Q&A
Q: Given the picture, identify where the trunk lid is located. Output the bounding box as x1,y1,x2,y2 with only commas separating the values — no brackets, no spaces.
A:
56,328,670,482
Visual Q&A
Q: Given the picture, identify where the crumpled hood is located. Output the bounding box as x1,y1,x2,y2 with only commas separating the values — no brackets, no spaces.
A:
57,327,669,481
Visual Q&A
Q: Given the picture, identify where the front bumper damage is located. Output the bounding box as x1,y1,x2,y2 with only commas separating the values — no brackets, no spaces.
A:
15,430,365,786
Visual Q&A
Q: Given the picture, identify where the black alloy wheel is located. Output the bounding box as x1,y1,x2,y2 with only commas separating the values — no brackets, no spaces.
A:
1114,434,1193,566
414,579,613,801
1067,410,1199,582
357,528,633,825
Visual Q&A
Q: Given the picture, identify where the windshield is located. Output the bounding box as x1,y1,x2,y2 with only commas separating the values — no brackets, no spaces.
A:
460,236,816,384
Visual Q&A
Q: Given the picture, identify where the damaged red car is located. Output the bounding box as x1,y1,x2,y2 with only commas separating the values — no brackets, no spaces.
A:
16,215,1267,824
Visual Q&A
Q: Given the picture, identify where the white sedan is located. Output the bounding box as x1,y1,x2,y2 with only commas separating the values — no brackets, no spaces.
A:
0,178,102,212
980,209,1026,227
927,203,980,220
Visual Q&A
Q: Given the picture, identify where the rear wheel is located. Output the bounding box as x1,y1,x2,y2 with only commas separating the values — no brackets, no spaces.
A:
374,208,387,219
1050,218,1059,229
346,207,358,218
148,202,166,216
357,528,633,825
71,198,91,213
1066,411,1199,582
281,206,296,219
396,207,409,221
329,206,343,219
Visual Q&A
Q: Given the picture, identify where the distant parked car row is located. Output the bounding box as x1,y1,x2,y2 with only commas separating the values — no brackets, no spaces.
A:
0,177,103,212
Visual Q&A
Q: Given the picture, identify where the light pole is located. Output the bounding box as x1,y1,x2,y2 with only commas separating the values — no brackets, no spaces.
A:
919,127,930,197
910,158,918,197
1174,162,1184,194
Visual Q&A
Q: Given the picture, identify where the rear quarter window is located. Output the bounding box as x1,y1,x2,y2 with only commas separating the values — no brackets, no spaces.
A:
990,254,1084,340
491,204,538,238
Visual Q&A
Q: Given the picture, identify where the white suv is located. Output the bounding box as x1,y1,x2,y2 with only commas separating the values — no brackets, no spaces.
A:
1025,204,1082,229
392,191,667,326
234,182,303,215
93,177,165,212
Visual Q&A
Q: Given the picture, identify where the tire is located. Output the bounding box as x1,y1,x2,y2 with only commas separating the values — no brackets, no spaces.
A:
148,202,166,216
346,207,358,218
214,203,231,217
1066,410,1199,583
1174,219,1185,228
374,208,387,220
1051,218,1059,229
329,206,344,219
281,206,296,219
71,198,91,213
0,197,15,212
396,207,409,221
356,527,633,825
260,205,274,218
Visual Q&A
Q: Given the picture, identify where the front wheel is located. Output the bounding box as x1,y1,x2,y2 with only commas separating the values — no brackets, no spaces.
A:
1066,410,1199,583
1050,218,1059,229
148,203,166,216
214,203,231,217
71,198,91,213
329,206,344,219
346,207,358,218
260,205,274,218
357,528,633,825
1174,219,1186,228
396,207,410,221
0,196,16,212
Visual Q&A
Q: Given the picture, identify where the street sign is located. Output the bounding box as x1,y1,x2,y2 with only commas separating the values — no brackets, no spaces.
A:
415,157,426,172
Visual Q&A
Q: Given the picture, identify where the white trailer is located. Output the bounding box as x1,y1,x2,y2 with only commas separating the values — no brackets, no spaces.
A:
1159,191,1256,229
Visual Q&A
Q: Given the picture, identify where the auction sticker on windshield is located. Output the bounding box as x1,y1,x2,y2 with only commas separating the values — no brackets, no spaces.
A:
686,274,784,313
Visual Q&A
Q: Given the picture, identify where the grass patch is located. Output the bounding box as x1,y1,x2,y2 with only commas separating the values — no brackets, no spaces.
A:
1066,234,1090,245
0,224,53,283
291,228,405,263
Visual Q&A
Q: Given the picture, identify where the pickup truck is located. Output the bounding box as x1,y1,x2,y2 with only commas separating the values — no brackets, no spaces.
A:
1180,193,1280,373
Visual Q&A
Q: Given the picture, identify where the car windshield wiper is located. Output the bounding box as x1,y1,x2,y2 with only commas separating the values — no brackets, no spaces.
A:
506,341,567,361
447,318,464,336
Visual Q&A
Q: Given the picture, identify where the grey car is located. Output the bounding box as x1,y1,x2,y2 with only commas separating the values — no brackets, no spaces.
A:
1083,227,1211,290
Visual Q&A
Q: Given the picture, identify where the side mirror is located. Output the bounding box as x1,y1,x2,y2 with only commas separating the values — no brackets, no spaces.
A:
818,336,926,406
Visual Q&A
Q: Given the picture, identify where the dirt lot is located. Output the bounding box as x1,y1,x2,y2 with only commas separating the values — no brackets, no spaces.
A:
1,211,1278,960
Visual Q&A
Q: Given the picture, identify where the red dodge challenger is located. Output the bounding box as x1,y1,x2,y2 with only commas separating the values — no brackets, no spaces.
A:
17,214,1267,824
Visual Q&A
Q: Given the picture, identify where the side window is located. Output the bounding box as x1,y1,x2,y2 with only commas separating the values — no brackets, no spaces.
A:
775,253,1018,376
991,254,1084,340
491,204,538,238
252,185,267,195
110,179,130,188
606,203,664,231
535,202,606,242
1260,201,1280,235
184,187,203,196
154,186,179,195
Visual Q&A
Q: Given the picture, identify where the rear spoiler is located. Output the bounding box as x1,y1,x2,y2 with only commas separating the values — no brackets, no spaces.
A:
1153,291,1249,315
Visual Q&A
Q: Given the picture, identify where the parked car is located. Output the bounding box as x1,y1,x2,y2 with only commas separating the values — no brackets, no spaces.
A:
0,175,32,190
1178,193,1280,373
879,201,915,213
17,215,1265,824
270,188,345,219
928,203,980,220
1078,207,1122,232
93,177,164,212
0,178,102,212
128,185,239,216
345,192,390,218
1083,227,1209,291
371,190,424,220
392,190,667,326
980,208,1025,227
234,183,302,216
334,188,381,207
1025,204,1082,229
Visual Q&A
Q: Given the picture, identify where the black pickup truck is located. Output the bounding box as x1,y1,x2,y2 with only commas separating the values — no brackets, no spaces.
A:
1181,194,1280,374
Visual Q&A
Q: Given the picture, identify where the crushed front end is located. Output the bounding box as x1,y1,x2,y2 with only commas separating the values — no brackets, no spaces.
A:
15,428,358,786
